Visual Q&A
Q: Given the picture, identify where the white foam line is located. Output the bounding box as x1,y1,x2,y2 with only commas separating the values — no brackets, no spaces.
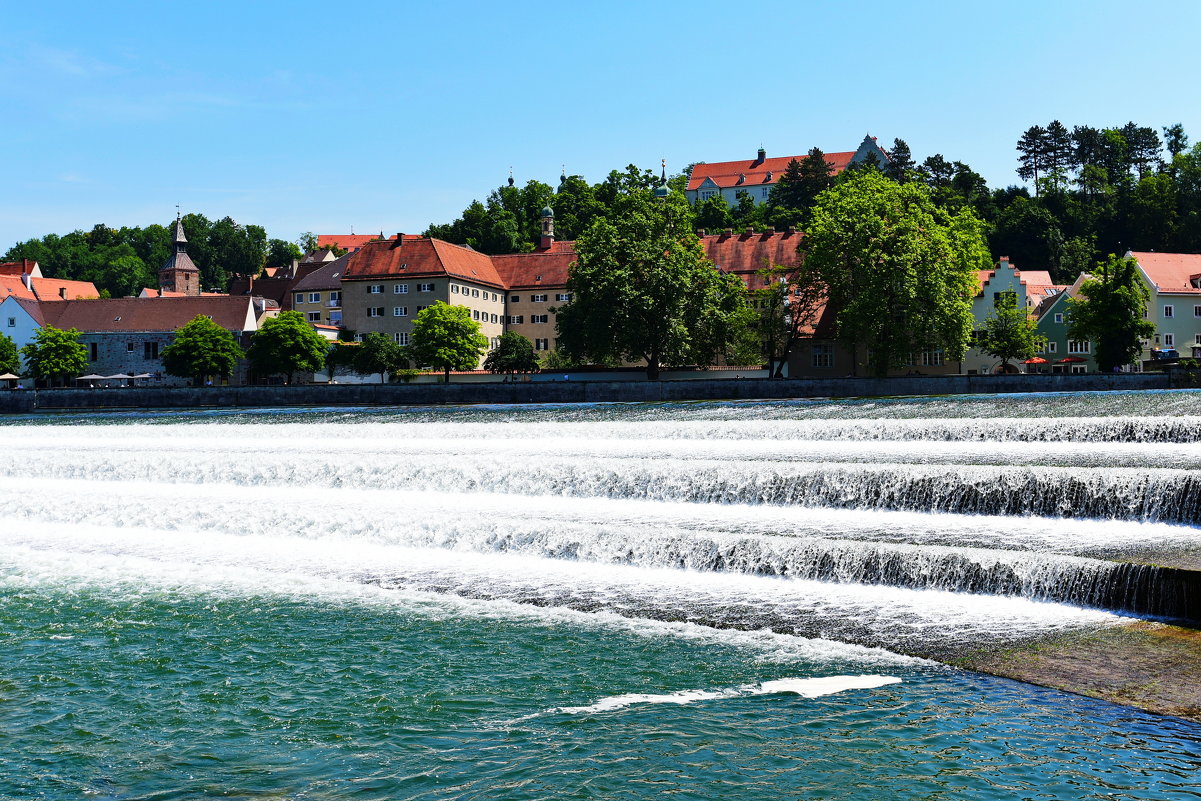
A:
538,675,902,716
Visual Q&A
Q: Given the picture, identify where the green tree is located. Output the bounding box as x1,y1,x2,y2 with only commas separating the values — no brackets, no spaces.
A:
803,169,989,376
979,291,1045,369
160,315,245,386
883,138,916,183
556,189,748,379
484,331,540,378
0,332,20,374
746,264,827,378
298,232,319,252
266,239,304,271
21,325,88,386
694,192,733,233
245,310,329,384
1067,255,1155,371
408,301,488,382
353,332,406,383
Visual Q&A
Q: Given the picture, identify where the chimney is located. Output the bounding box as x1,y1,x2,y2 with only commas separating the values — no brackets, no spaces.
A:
59,287,67,299
722,228,733,238
392,233,405,248
755,147,766,165
787,226,797,235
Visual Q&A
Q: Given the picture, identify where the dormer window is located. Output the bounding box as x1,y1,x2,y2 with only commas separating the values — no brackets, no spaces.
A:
736,173,746,185
764,172,773,182
113,316,121,322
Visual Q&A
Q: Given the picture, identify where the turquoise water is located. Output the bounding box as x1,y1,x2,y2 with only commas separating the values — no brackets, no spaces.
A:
3,392,1201,799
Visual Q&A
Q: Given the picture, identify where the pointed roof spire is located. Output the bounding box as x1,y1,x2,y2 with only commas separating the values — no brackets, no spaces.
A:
560,163,567,184
173,213,187,244
508,167,515,187
653,159,670,200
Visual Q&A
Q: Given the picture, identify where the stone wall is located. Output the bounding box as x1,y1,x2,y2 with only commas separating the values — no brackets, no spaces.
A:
0,371,1170,414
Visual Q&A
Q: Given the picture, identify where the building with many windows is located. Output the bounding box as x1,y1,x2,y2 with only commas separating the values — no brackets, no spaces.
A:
685,136,890,207
1128,251,1201,364
340,235,507,355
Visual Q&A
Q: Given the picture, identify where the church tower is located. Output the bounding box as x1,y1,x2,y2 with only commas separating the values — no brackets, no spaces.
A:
159,214,201,296
539,204,555,250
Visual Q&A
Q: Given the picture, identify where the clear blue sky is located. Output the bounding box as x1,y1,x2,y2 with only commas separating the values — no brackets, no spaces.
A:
3,0,1199,250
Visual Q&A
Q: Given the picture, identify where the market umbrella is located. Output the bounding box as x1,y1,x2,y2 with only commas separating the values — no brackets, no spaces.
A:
78,374,105,380
1024,357,1048,364
1056,356,1087,364
0,372,19,380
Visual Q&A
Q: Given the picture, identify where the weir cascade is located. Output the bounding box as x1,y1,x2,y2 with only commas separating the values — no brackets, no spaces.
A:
6,390,1201,797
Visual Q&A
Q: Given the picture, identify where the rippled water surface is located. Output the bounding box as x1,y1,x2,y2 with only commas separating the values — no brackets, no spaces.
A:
3,390,1201,799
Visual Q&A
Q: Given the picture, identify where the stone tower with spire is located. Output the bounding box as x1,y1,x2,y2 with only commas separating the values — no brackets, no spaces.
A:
159,214,201,296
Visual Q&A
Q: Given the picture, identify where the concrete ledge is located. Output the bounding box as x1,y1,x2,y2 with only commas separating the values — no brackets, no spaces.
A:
0,372,1170,413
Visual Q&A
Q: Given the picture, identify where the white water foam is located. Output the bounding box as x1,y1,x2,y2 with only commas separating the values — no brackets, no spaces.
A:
542,675,903,716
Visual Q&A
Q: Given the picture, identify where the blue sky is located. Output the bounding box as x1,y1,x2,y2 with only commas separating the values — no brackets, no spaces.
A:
3,0,1200,250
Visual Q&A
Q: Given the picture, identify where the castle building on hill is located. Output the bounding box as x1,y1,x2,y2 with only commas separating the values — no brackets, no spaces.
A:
685,135,890,207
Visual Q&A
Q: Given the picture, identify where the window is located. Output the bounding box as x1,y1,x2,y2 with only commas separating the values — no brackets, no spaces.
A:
367,307,384,318
556,293,572,302
1053,313,1063,324
761,187,769,198
329,311,342,325
1164,333,1175,347
126,341,135,353
532,294,548,302
531,314,549,324
368,285,383,294
510,295,520,302
393,306,408,317
395,284,409,294
812,344,834,368
1194,333,1201,345
419,283,435,292
472,310,480,320
700,190,716,201
491,292,498,302
416,305,428,313
1068,340,1090,354
451,284,459,294
922,349,945,367
394,332,409,345
307,311,321,322
508,315,524,325
535,338,549,351
329,291,341,305
90,342,98,361
309,292,321,303
6,317,14,328
1047,341,1057,353
1071,365,1088,374
294,293,305,305
490,314,498,324
1164,305,1175,318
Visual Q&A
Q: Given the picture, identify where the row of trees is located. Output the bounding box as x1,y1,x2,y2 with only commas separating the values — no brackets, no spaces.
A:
3,216,308,298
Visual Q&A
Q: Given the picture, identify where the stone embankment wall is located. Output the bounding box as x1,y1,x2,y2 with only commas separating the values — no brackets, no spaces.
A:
0,372,1170,413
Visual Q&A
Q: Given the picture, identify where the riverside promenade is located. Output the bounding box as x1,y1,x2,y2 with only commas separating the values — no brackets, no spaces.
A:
0,372,1170,413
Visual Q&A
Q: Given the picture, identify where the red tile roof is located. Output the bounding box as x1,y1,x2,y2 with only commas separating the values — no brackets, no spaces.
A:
38,296,258,333
0,276,36,300
0,259,40,277
701,229,804,289
492,241,577,290
1131,251,1201,295
32,278,100,300
342,237,507,288
317,234,398,252
687,152,857,192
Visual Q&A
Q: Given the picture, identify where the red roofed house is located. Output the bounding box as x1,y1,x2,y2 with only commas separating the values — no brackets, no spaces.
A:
341,234,507,357
1128,251,1201,363
491,208,577,354
35,296,261,386
686,135,890,207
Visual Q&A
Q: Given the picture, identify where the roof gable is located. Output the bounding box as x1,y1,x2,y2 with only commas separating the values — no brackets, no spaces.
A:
39,296,258,333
